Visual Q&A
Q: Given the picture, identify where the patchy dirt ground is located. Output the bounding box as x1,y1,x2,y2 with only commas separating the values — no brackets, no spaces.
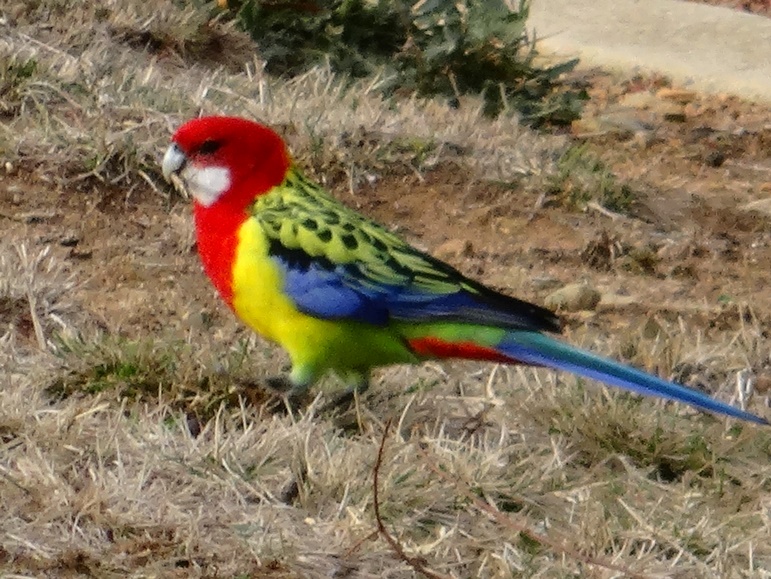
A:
2,71,770,380
1,2,770,577
690,0,771,17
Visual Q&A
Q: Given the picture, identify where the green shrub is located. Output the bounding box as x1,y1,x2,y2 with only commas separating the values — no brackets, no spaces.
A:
229,0,585,126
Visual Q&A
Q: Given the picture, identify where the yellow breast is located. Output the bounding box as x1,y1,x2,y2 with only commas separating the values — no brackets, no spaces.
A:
230,217,418,381
230,218,342,362
231,219,296,339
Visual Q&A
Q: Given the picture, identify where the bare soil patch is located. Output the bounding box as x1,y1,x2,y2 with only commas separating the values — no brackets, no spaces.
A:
1,2,769,577
688,0,771,17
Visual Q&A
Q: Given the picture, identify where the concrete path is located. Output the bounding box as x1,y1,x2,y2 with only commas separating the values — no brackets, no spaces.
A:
529,0,771,103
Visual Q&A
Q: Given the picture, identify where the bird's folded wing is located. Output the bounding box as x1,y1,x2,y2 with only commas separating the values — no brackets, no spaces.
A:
250,169,561,332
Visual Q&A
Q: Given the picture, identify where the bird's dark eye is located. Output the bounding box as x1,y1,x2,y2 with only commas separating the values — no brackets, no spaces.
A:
199,140,221,155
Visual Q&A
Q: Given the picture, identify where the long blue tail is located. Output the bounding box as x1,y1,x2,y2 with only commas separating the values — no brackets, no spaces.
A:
498,331,768,425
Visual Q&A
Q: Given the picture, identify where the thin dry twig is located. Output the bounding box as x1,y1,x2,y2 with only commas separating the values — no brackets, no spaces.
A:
416,443,644,579
26,290,47,350
0,211,56,223
586,200,627,220
342,530,379,558
373,419,450,579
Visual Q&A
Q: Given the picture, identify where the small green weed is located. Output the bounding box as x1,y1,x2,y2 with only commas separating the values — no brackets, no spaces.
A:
46,334,268,421
547,144,637,213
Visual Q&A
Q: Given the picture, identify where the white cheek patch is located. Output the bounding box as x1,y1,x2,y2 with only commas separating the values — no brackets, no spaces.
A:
181,165,231,207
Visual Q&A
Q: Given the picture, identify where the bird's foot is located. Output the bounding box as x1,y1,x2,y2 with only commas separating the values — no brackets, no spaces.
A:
265,375,294,394
320,382,369,415
263,376,311,413
320,390,356,414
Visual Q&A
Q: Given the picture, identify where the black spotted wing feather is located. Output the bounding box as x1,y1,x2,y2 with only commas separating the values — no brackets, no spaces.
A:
250,168,561,332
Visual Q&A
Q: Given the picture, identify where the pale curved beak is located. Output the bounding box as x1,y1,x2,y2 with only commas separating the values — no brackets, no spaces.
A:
162,143,186,182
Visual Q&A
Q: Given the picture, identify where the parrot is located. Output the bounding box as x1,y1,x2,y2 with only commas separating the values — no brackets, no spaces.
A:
161,115,767,425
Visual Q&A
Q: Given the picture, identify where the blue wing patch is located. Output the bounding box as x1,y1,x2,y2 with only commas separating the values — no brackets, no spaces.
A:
275,250,514,327
281,260,389,325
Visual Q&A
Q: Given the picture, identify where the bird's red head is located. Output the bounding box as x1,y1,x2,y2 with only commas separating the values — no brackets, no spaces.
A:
162,116,292,305
162,116,291,210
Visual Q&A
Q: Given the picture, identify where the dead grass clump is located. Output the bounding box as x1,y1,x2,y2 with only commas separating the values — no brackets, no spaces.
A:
8,0,254,69
0,0,564,196
106,3,254,70
45,333,280,426
1,1,770,577
0,241,77,353
3,329,770,576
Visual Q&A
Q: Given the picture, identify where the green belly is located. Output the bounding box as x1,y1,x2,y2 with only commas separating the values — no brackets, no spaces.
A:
230,219,416,384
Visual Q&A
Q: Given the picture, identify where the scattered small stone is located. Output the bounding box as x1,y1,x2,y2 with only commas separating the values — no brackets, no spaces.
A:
434,238,473,260
60,232,80,247
544,283,601,312
684,102,707,117
597,293,637,309
655,88,697,104
186,413,202,438
618,90,686,121
740,198,771,217
531,276,562,291
68,249,93,260
663,111,687,123
183,309,214,331
280,479,300,505
572,110,651,138
632,129,656,148
703,150,726,167
618,91,658,110
755,374,771,395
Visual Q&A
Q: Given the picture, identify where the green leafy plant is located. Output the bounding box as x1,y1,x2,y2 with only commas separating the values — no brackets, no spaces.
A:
401,0,584,124
0,57,38,118
229,0,585,126
547,144,638,213
235,0,404,77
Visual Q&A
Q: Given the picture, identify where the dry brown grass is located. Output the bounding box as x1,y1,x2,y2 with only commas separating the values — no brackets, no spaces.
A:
3,286,770,577
0,0,563,193
1,1,770,578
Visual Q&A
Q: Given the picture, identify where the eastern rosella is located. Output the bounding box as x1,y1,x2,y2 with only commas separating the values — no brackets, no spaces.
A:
161,116,767,425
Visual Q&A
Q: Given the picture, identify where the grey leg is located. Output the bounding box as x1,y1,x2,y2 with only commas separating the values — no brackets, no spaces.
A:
321,373,370,413
264,375,313,413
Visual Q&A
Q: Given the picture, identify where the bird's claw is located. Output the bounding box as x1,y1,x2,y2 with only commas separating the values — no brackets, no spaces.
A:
265,375,294,394
320,390,357,414
260,376,309,413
